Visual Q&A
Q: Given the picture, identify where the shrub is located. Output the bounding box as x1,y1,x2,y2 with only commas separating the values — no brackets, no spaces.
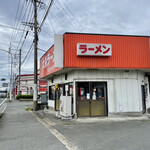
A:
16,95,33,100
26,107,33,111
147,108,150,114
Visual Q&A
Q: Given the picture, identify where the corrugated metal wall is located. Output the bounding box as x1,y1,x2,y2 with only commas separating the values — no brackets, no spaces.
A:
64,33,150,69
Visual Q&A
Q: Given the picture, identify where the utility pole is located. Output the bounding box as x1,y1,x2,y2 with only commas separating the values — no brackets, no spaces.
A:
33,0,38,111
18,49,21,95
9,45,13,102
23,0,53,110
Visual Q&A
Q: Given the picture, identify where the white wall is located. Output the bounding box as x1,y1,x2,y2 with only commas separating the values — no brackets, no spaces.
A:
48,69,148,114
115,78,142,113
48,100,55,108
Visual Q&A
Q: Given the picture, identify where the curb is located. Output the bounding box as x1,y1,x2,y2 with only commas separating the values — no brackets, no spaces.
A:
0,105,7,119
0,98,7,119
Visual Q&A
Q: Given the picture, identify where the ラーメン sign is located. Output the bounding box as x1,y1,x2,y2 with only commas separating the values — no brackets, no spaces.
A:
77,43,112,56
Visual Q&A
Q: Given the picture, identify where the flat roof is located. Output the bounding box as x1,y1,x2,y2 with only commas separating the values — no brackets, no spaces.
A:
64,32,150,38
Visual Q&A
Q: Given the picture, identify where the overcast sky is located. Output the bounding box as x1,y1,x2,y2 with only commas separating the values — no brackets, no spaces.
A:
0,0,150,86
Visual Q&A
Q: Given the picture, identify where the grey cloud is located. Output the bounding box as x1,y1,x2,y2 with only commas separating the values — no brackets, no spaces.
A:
0,0,150,82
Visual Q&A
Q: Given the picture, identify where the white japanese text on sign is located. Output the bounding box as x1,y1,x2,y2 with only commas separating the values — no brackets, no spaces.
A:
77,43,112,56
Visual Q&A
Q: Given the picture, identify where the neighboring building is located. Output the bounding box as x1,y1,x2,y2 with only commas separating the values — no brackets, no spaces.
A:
15,73,48,96
2,83,8,87
15,74,39,96
39,80,48,93
40,33,150,119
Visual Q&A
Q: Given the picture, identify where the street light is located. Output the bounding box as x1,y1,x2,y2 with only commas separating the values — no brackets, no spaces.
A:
0,49,13,102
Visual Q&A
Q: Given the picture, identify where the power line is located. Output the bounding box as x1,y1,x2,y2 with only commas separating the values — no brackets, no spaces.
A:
53,1,79,31
58,0,81,27
14,1,33,54
41,28,54,38
55,0,80,29
21,42,33,65
0,23,28,32
21,0,54,66
12,0,27,44
15,0,45,61
10,0,21,44
49,12,64,26
39,0,54,30
22,46,34,69
47,14,55,34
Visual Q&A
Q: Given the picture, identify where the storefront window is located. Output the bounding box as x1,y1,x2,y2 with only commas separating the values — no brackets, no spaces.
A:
49,83,74,100
77,82,104,100
69,83,73,96
78,82,90,100
91,82,104,100
63,83,73,96
49,86,55,100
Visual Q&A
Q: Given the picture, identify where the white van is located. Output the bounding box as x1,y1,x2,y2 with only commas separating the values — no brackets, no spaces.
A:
0,87,7,98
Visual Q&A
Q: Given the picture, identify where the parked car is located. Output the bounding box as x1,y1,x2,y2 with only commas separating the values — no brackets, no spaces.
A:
0,87,7,98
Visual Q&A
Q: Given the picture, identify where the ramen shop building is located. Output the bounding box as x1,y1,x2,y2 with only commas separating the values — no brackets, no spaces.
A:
40,33,150,118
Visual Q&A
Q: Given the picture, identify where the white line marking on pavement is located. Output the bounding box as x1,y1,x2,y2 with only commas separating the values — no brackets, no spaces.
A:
2,105,7,114
29,111,79,150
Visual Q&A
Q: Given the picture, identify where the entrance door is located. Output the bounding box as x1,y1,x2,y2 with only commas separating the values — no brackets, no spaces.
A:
141,85,146,114
77,82,90,117
77,82,108,117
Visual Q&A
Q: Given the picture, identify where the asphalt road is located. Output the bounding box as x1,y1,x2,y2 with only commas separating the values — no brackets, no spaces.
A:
0,98,5,104
0,101,67,150
1,100,150,150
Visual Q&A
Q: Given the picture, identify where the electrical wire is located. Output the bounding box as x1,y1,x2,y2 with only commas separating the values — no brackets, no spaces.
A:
10,1,35,78
48,15,56,34
21,0,54,67
21,42,33,65
14,1,33,54
10,0,21,44
39,0,54,30
11,0,27,44
49,12,64,26
58,0,81,27
54,0,80,30
53,2,79,31
17,0,45,65
0,23,27,32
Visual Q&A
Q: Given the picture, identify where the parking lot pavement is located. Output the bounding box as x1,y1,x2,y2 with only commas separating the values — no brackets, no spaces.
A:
3,101,150,150
33,109,150,150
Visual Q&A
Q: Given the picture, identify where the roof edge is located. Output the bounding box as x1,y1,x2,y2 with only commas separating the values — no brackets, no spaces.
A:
63,32,150,38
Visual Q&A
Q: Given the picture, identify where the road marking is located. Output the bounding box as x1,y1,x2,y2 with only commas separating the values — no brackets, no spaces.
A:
43,118,55,126
2,105,7,114
0,105,7,117
29,111,79,150
0,98,7,106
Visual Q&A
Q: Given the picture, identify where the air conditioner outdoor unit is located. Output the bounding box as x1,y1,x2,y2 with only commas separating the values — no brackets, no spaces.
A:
59,96,72,119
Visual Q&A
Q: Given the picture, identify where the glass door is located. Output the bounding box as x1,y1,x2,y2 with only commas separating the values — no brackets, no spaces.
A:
77,82,108,117
90,82,106,117
77,82,90,117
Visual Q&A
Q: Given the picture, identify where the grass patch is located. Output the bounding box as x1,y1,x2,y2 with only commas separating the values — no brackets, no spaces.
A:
26,107,33,111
